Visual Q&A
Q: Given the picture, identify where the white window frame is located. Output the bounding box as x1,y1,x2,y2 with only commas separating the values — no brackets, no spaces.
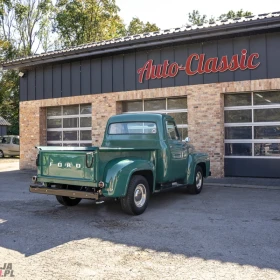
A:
224,91,280,159
47,105,92,147
122,97,188,132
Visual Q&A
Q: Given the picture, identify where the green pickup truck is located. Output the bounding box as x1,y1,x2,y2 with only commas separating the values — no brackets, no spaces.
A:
30,113,210,215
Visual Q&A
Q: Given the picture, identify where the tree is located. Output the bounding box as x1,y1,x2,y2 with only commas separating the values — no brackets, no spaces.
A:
0,0,53,135
0,0,54,56
54,0,127,47
218,10,253,20
187,10,208,25
0,70,19,134
186,9,253,26
127,17,159,35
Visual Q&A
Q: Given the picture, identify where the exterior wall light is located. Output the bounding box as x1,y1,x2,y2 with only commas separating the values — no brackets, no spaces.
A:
18,72,25,77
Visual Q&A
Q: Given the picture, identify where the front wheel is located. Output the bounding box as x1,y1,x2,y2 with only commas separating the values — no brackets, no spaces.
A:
0,150,4,158
120,175,150,215
56,196,82,206
187,165,204,194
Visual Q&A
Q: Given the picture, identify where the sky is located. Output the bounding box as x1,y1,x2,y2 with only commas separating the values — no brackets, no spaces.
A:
116,0,280,29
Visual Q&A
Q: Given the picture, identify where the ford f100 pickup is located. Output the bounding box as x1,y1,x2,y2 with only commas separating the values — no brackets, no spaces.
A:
30,113,210,215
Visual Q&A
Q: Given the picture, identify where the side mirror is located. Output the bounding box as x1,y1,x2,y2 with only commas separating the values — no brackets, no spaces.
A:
184,137,190,142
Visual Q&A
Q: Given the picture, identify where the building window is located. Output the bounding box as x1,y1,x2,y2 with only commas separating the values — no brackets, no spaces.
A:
46,104,92,147
122,97,188,139
224,91,280,158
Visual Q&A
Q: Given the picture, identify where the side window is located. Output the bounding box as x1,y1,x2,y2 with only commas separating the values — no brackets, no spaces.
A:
12,138,19,145
166,121,179,140
2,137,11,144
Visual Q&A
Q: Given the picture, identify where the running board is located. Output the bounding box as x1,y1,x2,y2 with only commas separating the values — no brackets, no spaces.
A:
155,182,188,192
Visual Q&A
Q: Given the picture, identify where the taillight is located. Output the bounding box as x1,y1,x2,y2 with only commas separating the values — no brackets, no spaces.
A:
36,154,40,166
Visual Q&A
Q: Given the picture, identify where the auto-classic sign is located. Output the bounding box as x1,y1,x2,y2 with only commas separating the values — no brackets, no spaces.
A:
137,49,260,83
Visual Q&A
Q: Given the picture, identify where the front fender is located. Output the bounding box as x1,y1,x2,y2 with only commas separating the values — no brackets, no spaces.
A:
102,158,155,197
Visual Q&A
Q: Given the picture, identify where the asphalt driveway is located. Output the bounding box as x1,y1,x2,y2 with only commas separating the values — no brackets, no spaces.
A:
0,160,280,279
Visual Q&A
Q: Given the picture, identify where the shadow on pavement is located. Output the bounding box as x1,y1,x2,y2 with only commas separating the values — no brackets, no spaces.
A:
0,169,280,271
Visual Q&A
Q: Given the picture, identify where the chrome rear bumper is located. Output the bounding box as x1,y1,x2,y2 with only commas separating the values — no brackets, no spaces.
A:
30,184,99,200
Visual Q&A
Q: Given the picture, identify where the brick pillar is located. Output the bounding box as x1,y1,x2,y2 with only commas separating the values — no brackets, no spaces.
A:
187,85,224,177
40,107,47,145
92,95,118,146
20,101,41,169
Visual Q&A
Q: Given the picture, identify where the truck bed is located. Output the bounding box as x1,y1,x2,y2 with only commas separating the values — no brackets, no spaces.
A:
35,146,157,187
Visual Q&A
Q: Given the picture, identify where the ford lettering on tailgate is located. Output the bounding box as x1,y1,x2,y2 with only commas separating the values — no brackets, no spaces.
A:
41,152,95,181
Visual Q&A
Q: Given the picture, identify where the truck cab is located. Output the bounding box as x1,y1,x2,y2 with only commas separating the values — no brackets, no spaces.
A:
102,113,209,186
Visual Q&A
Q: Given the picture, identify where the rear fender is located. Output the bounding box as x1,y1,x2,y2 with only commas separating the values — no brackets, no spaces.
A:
102,158,155,197
186,154,210,184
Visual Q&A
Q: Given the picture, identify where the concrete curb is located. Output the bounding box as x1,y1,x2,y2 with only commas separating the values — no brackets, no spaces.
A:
205,183,280,190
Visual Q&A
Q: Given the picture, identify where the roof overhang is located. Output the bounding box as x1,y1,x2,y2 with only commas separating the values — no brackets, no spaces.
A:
2,13,280,70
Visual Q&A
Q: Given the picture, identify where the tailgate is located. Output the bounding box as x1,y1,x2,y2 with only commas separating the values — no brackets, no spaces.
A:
37,147,98,183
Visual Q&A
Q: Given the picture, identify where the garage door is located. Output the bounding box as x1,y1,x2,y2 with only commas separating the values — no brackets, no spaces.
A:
122,97,188,140
46,104,92,147
224,91,280,178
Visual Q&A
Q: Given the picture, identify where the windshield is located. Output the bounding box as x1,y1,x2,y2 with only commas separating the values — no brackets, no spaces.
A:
108,122,157,135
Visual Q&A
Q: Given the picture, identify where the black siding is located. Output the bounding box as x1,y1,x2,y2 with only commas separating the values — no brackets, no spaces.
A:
250,34,267,80
161,47,175,88
81,60,91,95
175,45,188,87
102,57,113,93
71,61,81,96
44,66,52,99
53,65,62,98
136,51,148,90
113,55,124,92
267,33,280,79
27,70,36,100
20,73,28,101
188,43,203,85
35,68,44,100
148,50,161,89
20,32,280,101
62,63,71,97
233,37,250,82
203,41,219,84
91,58,102,94
124,53,136,91
218,39,234,83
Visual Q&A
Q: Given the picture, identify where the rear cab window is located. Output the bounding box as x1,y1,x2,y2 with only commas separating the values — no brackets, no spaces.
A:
108,122,157,135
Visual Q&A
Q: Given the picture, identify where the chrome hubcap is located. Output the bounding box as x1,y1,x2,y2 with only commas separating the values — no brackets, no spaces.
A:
134,184,146,208
196,171,203,189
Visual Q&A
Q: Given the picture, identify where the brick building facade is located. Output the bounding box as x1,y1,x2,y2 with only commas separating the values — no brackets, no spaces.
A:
2,12,280,178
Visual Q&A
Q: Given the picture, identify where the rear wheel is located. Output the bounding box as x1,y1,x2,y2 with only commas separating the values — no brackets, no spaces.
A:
56,196,82,206
120,175,150,215
0,150,4,158
187,165,204,194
